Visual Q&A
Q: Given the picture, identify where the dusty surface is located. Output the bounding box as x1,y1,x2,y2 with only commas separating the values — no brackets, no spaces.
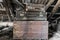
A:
13,21,48,39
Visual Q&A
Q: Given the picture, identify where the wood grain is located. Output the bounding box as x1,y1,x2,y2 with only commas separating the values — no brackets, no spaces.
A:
13,21,48,39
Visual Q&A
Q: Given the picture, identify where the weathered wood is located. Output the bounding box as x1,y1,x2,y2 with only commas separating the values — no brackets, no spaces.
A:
0,0,12,21
45,0,54,10
13,21,48,39
21,0,55,10
52,0,60,13
26,3,45,11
